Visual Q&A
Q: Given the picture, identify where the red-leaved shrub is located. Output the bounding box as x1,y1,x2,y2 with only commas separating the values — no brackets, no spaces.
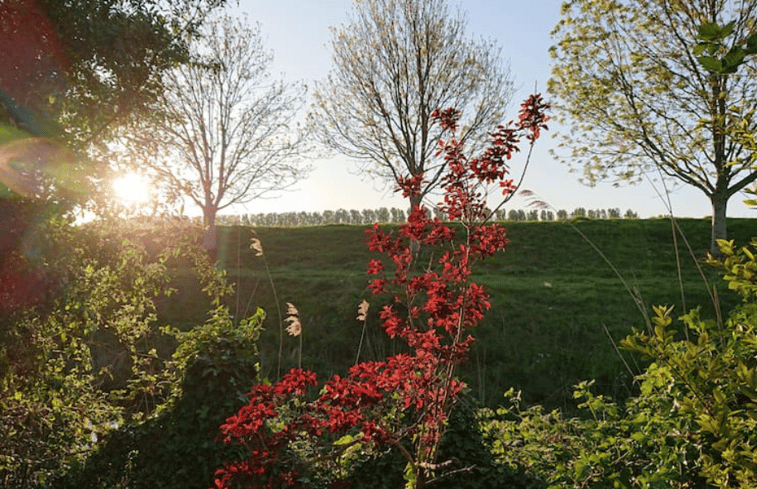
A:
213,94,549,489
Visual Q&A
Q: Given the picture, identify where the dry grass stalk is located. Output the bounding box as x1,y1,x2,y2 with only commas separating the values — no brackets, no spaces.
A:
356,299,369,321
285,302,301,337
250,237,264,256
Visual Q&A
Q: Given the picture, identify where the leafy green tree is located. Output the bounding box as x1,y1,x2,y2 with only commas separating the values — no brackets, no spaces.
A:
323,209,336,224
362,208,378,224
0,0,226,144
335,208,350,224
695,20,757,212
390,207,406,223
311,0,513,210
0,0,229,269
376,207,391,223
550,0,757,254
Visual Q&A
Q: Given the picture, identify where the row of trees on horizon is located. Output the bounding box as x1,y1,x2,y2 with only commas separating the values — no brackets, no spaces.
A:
212,206,641,227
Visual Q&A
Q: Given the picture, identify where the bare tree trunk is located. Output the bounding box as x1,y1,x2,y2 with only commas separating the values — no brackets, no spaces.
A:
409,194,423,257
710,191,728,257
410,194,423,213
203,206,218,253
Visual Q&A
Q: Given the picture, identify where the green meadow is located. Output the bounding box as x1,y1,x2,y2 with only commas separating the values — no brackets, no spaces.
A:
161,217,755,412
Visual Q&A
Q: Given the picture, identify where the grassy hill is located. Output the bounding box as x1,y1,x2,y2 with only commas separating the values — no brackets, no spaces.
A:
159,217,756,412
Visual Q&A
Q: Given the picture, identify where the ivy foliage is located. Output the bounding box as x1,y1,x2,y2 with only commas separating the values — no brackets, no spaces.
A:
484,238,757,488
0,216,255,488
57,306,264,489
0,217,179,487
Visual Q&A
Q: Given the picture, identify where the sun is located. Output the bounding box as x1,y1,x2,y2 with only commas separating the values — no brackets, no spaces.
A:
112,172,151,205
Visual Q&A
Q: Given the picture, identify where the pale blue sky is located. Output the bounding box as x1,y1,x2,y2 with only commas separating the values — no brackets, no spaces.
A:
225,0,754,219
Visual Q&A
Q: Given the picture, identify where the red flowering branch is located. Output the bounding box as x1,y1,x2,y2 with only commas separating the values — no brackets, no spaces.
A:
213,95,548,489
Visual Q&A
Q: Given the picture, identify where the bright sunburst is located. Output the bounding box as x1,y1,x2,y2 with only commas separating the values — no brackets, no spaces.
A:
112,173,151,205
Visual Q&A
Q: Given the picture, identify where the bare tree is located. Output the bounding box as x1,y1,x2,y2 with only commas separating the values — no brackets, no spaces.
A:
144,14,310,251
311,0,514,209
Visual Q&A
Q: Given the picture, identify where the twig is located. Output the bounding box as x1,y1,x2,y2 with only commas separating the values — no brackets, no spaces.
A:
602,323,637,392
355,317,368,365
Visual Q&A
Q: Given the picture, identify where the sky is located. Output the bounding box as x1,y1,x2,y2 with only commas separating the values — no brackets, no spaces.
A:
221,0,756,219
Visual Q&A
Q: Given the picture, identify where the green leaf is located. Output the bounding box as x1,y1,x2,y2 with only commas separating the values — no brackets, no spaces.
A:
693,43,708,56
574,457,590,479
717,239,734,255
697,56,725,73
334,434,355,446
697,22,725,42
746,32,757,55
722,48,746,72
720,21,736,40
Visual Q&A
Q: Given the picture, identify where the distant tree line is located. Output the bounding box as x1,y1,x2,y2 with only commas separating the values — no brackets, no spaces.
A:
214,207,639,227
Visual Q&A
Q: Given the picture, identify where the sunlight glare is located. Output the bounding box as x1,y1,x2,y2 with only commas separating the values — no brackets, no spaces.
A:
112,173,151,205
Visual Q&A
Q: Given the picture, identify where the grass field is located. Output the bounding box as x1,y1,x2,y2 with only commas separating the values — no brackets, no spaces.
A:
159,217,756,412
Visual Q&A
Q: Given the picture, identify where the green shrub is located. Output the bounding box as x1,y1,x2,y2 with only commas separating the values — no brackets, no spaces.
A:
0,218,180,488
345,396,542,489
483,238,757,488
57,307,263,489
0,216,253,488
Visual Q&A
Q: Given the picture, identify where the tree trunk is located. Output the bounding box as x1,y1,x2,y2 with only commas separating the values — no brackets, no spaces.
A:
409,194,423,257
203,206,218,253
710,190,728,257
410,194,423,213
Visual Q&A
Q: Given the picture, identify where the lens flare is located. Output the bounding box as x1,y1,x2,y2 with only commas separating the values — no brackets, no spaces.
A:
112,173,150,204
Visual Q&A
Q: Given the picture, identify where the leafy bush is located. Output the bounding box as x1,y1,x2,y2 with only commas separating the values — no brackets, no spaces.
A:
349,396,542,489
0,217,179,487
484,238,757,488
57,306,263,489
0,215,259,488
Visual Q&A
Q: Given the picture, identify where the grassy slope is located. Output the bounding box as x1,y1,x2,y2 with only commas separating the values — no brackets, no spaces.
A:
161,218,755,411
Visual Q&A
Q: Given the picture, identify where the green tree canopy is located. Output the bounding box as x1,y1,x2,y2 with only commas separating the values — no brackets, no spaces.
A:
549,0,757,254
0,0,227,145
0,0,229,216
